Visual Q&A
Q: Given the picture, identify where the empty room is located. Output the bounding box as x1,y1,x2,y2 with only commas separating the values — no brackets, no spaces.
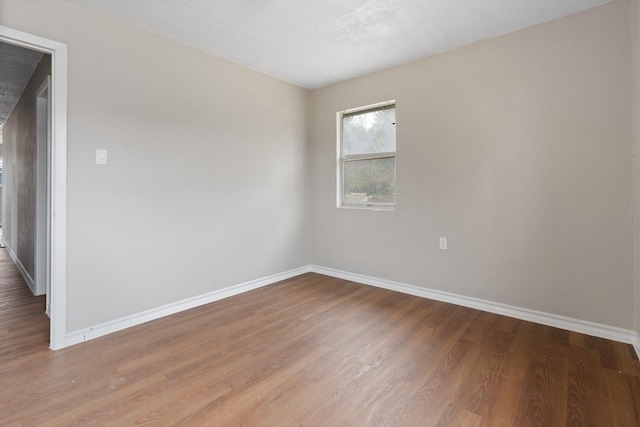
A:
1,0,640,425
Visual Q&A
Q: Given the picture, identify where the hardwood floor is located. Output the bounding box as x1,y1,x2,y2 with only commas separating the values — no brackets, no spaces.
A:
1,250,639,426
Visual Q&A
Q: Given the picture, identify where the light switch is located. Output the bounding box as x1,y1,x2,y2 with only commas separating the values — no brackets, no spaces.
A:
96,149,108,165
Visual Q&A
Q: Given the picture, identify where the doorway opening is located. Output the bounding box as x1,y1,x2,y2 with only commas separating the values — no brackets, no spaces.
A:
0,26,67,349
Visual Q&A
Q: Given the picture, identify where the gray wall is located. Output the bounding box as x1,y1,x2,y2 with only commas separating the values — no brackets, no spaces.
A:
0,124,2,227
0,124,3,226
309,1,634,329
0,0,309,331
2,54,51,284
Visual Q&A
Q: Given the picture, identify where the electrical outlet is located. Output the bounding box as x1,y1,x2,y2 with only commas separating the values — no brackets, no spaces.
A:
439,237,447,250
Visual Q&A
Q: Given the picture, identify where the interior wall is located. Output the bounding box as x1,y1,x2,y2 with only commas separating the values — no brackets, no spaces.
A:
309,0,634,328
0,126,3,226
1,54,51,287
0,0,635,339
0,0,309,332
632,0,640,338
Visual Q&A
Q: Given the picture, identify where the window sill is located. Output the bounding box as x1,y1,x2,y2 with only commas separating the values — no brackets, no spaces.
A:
338,204,395,211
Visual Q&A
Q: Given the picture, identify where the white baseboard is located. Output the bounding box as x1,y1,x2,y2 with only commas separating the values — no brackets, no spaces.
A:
310,265,640,355
632,333,640,360
66,266,312,347
3,240,37,296
63,263,640,361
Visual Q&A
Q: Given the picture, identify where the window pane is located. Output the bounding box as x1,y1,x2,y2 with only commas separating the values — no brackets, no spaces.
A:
343,107,396,156
344,157,395,204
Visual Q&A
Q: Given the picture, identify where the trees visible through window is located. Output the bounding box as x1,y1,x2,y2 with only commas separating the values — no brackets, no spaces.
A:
338,102,396,208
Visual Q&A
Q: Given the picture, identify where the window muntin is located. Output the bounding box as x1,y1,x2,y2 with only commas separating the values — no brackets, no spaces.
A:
339,102,396,208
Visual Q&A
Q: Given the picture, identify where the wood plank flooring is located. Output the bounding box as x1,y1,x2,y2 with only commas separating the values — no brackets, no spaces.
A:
1,249,639,426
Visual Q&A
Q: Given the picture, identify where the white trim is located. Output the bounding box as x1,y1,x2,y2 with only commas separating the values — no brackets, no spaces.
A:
342,99,396,116
3,240,36,295
310,265,640,348
35,76,51,298
66,266,312,347
57,263,640,360
336,111,342,208
632,332,640,360
0,26,68,350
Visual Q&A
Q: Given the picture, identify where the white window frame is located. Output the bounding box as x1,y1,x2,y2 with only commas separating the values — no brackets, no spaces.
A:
337,100,396,210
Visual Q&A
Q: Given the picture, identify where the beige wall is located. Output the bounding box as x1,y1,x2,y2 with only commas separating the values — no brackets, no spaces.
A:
0,0,636,338
0,0,309,331
309,1,634,328
2,54,51,284
633,0,640,338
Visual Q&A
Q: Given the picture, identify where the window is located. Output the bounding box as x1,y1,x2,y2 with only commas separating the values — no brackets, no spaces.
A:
338,101,396,208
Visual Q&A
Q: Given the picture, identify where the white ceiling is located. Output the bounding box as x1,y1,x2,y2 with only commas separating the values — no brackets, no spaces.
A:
71,0,614,89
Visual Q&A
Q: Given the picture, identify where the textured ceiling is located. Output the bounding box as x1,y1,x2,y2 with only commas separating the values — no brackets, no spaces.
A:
0,42,43,125
75,0,613,88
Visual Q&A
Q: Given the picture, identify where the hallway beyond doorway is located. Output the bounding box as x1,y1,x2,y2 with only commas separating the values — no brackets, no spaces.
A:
0,247,48,356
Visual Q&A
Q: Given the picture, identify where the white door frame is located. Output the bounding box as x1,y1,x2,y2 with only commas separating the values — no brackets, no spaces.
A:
36,76,51,307
0,26,67,350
